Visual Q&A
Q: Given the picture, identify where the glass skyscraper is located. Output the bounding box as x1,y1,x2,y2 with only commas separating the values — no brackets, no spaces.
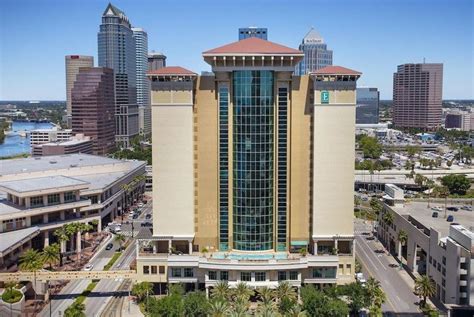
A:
296,27,333,75
98,3,139,147
356,87,380,124
238,27,268,40
132,27,150,136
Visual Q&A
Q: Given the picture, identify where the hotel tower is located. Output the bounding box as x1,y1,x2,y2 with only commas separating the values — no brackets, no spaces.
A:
136,36,361,293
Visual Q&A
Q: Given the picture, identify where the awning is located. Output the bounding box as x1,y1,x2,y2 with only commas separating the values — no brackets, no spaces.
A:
290,240,308,246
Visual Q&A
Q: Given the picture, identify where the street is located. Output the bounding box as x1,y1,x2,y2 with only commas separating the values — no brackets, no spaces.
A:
39,197,152,317
355,220,422,316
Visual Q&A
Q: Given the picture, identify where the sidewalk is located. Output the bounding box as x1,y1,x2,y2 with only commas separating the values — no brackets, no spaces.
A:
122,296,144,317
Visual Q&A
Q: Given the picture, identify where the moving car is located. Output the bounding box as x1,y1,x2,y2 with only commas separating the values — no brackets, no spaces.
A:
446,215,454,222
105,243,114,250
84,264,94,271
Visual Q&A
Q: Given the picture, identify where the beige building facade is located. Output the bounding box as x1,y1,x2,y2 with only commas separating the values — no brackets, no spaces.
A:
137,38,361,292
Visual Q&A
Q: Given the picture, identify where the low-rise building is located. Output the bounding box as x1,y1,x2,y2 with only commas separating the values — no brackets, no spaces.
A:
377,185,473,309
0,154,146,271
29,128,73,145
32,134,93,156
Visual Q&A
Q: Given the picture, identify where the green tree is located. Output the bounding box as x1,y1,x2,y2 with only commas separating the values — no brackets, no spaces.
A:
257,286,275,305
42,243,60,270
64,302,86,317
440,174,471,195
183,291,209,317
398,230,408,246
115,233,126,251
370,197,383,215
406,145,422,158
415,275,436,307
256,301,279,317
131,281,153,302
275,281,297,302
365,278,386,316
19,249,44,302
433,185,450,218
383,211,394,225
148,293,184,317
233,282,253,301
53,226,70,266
359,135,383,159
301,285,349,317
211,281,232,300
340,282,370,315
208,299,231,317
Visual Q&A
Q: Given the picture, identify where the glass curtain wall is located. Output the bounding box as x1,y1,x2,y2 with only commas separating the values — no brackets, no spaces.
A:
232,70,274,251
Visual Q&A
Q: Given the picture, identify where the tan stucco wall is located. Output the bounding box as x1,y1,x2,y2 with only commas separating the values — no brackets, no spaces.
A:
289,76,312,242
194,76,219,250
151,91,195,238
312,89,356,237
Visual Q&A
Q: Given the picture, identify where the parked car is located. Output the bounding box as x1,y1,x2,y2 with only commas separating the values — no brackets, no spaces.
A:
105,243,114,251
141,221,152,227
145,214,152,219
432,212,438,218
132,214,139,219
446,215,454,222
356,273,366,285
460,205,472,211
447,207,459,212
84,264,94,271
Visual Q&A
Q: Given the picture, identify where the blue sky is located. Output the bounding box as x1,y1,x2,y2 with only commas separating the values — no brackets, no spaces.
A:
0,0,472,100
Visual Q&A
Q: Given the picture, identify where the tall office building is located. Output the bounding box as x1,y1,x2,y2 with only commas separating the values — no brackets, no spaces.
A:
71,67,116,155
65,55,94,127
296,27,333,75
238,27,268,40
136,36,361,292
132,27,151,136
148,52,167,71
356,87,380,124
98,3,139,147
393,63,443,130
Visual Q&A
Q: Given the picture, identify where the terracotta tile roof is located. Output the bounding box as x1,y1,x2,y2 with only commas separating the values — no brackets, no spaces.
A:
147,66,196,76
312,66,361,75
203,37,303,55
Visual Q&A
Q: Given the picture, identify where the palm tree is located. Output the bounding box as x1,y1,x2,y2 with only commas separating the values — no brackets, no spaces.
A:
131,281,153,303
19,249,44,303
257,286,275,305
211,281,231,300
275,281,297,302
433,185,450,218
382,211,394,226
115,233,126,251
208,299,231,317
230,297,251,317
366,277,386,312
287,305,307,317
54,226,70,266
233,282,253,301
42,243,60,270
414,275,436,307
397,230,408,260
256,302,279,317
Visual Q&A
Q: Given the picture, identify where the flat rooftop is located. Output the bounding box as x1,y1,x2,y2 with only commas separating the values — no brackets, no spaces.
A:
392,201,474,237
0,175,88,193
0,153,142,176
0,226,40,254
78,171,130,192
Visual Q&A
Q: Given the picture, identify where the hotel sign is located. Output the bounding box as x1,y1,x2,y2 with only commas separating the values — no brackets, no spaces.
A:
321,91,329,104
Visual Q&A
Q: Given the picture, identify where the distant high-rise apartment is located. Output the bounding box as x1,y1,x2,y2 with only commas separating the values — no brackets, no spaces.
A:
136,36,361,291
98,3,139,147
65,55,93,127
133,27,151,136
296,27,333,75
148,52,167,71
238,27,268,40
393,63,443,131
356,87,380,124
71,67,116,155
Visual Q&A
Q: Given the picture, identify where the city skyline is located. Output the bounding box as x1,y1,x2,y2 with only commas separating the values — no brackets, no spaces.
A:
0,0,473,100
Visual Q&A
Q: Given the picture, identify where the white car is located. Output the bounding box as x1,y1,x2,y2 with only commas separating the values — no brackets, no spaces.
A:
84,264,94,271
138,203,144,208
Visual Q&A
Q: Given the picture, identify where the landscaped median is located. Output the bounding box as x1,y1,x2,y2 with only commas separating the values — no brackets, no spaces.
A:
63,252,122,316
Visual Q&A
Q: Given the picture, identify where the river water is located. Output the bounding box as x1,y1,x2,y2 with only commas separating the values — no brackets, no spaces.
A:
0,121,53,158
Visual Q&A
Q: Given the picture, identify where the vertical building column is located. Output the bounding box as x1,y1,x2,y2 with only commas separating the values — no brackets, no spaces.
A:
168,240,172,253
76,231,82,253
189,241,193,255
44,231,50,248
60,210,66,221
313,241,318,255
97,218,102,233
43,213,49,224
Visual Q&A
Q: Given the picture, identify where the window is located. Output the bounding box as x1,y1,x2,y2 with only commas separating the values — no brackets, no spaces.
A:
437,263,441,272
442,278,445,287
171,268,182,277
159,266,165,274
184,268,194,278
143,266,150,274
30,196,44,207
346,264,352,274
255,272,266,282
429,256,432,264
442,267,445,276
278,271,287,281
289,271,298,280
241,272,251,282
312,267,337,279
220,271,229,281
442,256,446,265
47,193,60,205
433,259,437,267
208,271,217,280
218,85,229,251
151,266,157,274
64,191,75,202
